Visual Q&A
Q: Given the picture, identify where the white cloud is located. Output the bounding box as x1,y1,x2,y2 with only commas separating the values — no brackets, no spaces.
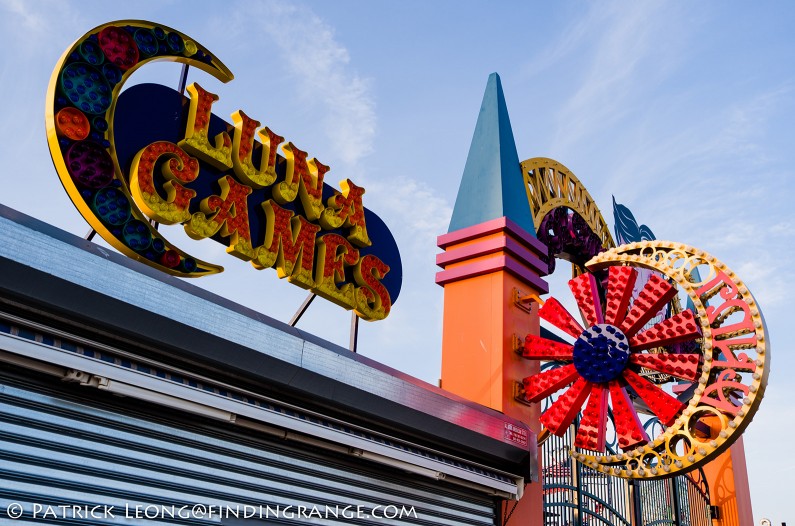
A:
0,0,81,46
690,84,791,169
547,0,686,155
368,176,452,252
233,0,376,167
597,82,792,211
0,0,47,32
209,0,456,382
520,6,609,79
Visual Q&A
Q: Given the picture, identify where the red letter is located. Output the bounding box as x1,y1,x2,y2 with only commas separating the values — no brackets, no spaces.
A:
130,141,198,224
314,234,359,309
320,179,371,247
253,200,321,289
179,83,233,170
231,109,283,188
185,175,255,260
353,254,391,320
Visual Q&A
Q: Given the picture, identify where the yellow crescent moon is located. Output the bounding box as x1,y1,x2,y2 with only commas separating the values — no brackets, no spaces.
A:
46,20,234,276
573,241,769,479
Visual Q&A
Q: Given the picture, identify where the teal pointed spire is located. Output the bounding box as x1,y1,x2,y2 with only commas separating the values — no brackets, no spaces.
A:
448,73,536,236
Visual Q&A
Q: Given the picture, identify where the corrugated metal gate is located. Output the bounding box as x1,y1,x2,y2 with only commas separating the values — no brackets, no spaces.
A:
0,368,496,526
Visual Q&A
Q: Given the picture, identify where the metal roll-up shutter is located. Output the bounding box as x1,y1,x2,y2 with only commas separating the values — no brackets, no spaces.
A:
0,370,496,526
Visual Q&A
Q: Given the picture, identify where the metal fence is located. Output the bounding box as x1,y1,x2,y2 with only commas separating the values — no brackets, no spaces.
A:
541,423,712,526
538,377,712,526
633,468,713,526
542,426,632,526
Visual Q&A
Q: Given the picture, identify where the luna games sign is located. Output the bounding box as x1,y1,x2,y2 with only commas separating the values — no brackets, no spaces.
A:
45,21,401,321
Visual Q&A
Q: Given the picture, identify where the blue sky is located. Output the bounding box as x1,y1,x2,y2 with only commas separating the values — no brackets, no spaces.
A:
1,0,793,523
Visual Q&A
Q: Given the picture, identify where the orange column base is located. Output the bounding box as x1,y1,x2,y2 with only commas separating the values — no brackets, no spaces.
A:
701,436,753,525
437,217,549,526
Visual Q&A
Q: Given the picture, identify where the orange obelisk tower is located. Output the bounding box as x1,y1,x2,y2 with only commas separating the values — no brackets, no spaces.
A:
437,73,547,525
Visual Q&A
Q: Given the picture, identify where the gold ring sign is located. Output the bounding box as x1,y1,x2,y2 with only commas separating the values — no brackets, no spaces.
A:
46,20,401,321
582,242,769,478
522,240,769,479
519,155,769,479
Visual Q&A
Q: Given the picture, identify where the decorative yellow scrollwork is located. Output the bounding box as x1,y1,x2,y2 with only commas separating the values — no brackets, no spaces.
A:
520,157,615,250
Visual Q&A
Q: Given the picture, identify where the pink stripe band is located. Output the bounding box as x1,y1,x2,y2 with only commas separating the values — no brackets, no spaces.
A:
435,254,549,292
436,236,547,276
437,216,547,255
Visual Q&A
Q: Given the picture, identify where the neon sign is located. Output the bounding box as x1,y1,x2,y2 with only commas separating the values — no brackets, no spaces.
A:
46,21,401,321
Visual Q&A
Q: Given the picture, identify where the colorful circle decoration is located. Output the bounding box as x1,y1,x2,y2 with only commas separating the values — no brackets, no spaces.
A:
159,249,181,269
92,187,131,226
98,26,139,70
78,40,104,66
60,63,112,115
101,63,123,86
166,32,185,54
133,29,158,57
572,324,630,383
46,21,234,277
65,141,114,188
521,241,769,479
55,107,90,141
122,220,152,251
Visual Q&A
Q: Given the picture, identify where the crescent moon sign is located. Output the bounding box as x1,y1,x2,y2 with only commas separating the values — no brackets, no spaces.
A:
46,20,233,276
578,241,769,479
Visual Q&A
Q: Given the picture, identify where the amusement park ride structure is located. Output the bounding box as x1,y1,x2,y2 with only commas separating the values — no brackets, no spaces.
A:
517,152,767,483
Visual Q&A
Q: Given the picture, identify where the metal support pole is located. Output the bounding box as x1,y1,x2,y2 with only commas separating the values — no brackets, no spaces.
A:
84,229,97,241
670,476,683,526
288,293,316,327
177,63,190,94
630,479,643,526
349,311,359,353
569,425,583,525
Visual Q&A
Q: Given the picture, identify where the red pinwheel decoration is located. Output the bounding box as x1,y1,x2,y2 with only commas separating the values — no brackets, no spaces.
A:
522,266,702,452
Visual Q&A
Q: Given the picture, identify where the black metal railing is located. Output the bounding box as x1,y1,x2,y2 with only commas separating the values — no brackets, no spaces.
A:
543,427,632,526
538,363,712,526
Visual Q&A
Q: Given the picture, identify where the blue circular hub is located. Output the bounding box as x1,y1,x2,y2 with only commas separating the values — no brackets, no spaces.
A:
573,324,630,383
